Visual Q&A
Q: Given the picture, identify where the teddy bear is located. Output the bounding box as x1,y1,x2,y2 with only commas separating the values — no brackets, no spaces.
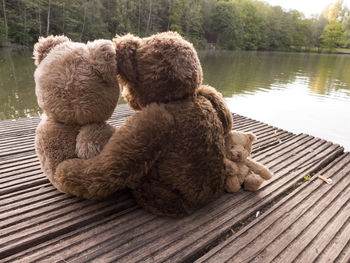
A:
224,131,273,192
53,31,234,217
33,35,120,190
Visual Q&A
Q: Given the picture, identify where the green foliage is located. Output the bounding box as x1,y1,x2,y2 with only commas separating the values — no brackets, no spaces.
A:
0,0,349,51
0,20,5,41
211,1,243,50
304,175,311,181
320,22,345,51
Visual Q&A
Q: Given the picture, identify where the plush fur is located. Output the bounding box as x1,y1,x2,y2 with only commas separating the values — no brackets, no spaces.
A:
34,36,120,189
54,32,233,217
224,131,273,192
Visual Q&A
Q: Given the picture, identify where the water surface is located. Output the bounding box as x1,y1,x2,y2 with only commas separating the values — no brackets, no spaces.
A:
0,48,39,120
200,51,350,151
0,48,349,150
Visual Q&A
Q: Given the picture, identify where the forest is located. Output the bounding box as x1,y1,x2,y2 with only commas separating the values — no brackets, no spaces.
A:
0,0,349,51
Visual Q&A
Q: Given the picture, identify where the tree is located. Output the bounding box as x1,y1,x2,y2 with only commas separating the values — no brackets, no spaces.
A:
0,0,347,52
239,0,262,50
2,0,8,39
145,0,153,35
46,0,51,35
320,22,345,51
322,0,347,22
211,0,243,50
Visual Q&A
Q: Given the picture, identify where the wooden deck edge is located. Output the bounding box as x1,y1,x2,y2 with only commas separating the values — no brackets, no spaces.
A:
0,105,348,262
195,152,350,262
185,143,345,263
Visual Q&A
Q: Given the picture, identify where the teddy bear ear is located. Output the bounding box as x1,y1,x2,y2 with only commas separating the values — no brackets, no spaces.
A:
113,33,141,85
247,132,257,142
33,35,70,66
87,39,116,81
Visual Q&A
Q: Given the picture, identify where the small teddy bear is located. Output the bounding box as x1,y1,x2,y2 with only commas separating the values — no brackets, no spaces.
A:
33,35,120,190
224,131,273,192
54,32,234,217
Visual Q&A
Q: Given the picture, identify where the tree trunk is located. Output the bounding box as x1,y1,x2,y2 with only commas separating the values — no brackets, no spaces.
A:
2,0,8,39
145,0,153,35
62,0,66,34
24,7,27,31
37,0,42,35
24,6,27,44
46,0,51,36
138,0,141,35
167,0,173,31
185,10,190,37
80,5,87,41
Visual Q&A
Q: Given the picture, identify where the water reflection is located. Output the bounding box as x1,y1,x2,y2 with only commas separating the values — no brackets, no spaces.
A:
0,48,40,120
0,49,349,150
199,51,350,151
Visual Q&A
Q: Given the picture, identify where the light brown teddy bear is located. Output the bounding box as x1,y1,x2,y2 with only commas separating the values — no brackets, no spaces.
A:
54,32,234,217
224,131,273,192
34,35,120,190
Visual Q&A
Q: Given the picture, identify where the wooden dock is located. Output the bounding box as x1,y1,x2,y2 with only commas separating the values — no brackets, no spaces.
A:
0,104,349,262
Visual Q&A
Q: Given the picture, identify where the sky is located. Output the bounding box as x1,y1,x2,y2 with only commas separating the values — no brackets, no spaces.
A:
263,0,350,17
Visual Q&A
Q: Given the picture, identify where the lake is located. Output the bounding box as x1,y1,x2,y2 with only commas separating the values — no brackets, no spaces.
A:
1,48,349,151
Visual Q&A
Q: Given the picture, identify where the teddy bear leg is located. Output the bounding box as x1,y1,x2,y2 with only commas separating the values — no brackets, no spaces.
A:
243,173,264,192
132,179,190,217
224,158,241,192
225,175,241,193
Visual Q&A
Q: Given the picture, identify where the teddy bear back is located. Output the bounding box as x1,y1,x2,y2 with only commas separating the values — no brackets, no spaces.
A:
113,32,203,110
33,36,119,125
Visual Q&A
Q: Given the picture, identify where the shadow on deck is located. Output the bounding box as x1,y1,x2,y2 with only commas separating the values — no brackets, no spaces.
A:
0,104,349,262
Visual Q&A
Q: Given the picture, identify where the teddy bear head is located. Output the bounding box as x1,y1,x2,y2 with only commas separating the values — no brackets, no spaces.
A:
225,131,256,162
112,31,203,111
33,35,120,125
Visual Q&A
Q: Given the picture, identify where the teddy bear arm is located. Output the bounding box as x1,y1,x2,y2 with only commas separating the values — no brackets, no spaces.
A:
55,103,175,199
197,85,233,134
76,123,116,159
245,158,273,180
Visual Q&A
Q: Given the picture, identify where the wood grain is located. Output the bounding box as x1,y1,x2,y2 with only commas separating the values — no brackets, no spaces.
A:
0,104,347,263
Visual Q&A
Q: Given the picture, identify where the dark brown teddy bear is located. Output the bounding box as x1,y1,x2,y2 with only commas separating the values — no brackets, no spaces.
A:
34,36,119,191
55,32,233,217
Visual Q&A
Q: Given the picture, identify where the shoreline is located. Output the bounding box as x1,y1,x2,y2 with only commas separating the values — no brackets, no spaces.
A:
1,43,349,55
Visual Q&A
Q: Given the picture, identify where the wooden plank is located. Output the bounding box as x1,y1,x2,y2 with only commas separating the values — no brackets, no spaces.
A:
0,135,34,147
331,237,350,263
0,155,38,171
0,104,346,262
1,134,342,262
0,118,40,130
0,178,48,196
2,207,152,263
0,192,136,261
0,150,37,163
231,114,295,152
113,137,343,263
0,183,56,209
196,153,350,263
0,147,36,158
1,165,42,184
